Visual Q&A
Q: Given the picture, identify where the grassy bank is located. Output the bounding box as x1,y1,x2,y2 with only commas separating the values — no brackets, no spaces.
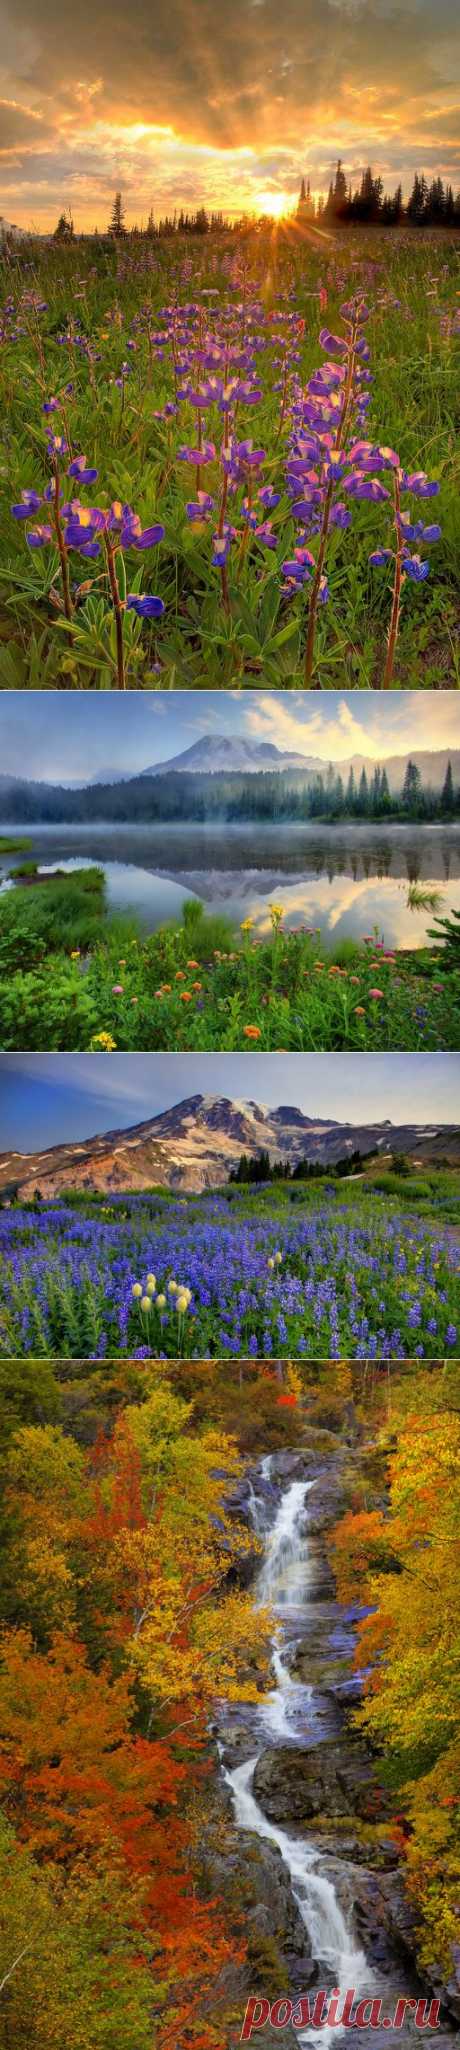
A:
0,834,33,854
0,869,458,1050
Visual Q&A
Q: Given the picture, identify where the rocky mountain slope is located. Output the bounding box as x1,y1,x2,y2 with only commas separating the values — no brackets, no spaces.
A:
0,1093,458,1200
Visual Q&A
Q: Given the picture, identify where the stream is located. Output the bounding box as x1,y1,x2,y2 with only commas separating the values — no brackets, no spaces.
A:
219,1450,454,2046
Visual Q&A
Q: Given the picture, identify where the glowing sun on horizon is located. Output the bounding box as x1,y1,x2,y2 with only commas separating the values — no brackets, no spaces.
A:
254,189,289,218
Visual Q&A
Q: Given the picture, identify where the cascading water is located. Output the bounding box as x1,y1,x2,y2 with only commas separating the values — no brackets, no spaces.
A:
223,1468,369,2048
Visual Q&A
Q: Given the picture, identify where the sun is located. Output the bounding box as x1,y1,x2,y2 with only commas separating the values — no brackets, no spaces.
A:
254,190,289,219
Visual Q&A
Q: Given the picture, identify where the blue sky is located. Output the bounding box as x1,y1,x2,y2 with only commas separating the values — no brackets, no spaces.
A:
2,691,460,786
0,1054,458,1152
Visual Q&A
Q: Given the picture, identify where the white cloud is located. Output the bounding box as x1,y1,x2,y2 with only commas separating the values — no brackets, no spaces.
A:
243,690,460,764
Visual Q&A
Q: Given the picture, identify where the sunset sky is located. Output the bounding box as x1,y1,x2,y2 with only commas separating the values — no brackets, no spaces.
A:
2,690,460,783
1,0,459,229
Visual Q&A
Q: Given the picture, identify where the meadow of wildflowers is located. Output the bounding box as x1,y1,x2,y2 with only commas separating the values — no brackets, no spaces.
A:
0,1180,458,1359
0,883,458,1050
1,229,458,686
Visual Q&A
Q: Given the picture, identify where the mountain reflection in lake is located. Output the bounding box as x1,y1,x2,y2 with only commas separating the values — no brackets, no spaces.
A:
1,821,460,950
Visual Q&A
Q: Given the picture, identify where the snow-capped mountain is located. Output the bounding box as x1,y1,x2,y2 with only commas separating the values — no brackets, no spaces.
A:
145,737,323,776
0,1094,458,1200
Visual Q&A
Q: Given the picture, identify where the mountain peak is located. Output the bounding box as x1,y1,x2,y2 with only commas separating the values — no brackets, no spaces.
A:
0,1093,457,1203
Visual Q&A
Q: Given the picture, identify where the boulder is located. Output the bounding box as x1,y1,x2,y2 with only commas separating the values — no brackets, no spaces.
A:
253,1741,379,1826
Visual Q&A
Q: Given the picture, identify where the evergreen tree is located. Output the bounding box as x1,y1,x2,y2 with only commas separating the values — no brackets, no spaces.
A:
402,760,422,812
109,192,126,237
333,160,348,214
407,174,428,224
441,760,454,812
54,212,74,240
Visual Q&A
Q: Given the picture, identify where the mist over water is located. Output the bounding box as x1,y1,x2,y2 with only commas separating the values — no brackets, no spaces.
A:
1,821,459,949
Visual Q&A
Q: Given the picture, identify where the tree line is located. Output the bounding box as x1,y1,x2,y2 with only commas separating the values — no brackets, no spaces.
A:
312,162,460,227
3,760,458,826
229,1146,378,1183
52,169,460,244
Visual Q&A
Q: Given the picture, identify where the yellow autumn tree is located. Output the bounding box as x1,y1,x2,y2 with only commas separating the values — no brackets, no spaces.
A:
335,1408,460,1977
109,1392,272,1712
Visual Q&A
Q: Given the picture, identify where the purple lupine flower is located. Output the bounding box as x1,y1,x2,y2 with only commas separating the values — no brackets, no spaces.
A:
127,594,165,617
178,441,216,465
186,493,214,522
26,525,53,548
342,475,390,502
259,486,280,511
402,553,430,582
253,521,277,550
212,529,232,566
11,490,43,519
403,471,440,497
130,523,165,549
46,433,68,457
68,455,99,483
330,502,352,529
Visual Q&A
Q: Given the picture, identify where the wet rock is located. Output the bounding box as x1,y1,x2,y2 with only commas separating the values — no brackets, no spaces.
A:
270,1450,316,1482
426,1950,460,2026
307,1827,399,1873
242,1833,317,1992
253,1740,380,1827
321,1857,419,1970
225,1477,254,1517
204,1814,316,1997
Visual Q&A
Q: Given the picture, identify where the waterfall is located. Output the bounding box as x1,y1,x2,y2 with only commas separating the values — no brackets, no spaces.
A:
224,1471,369,2048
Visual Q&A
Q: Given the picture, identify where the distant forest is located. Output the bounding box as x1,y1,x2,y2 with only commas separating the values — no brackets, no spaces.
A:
2,760,459,826
48,165,460,241
310,162,460,229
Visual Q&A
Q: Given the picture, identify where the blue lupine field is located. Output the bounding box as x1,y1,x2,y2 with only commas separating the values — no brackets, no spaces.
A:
0,1182,458,1359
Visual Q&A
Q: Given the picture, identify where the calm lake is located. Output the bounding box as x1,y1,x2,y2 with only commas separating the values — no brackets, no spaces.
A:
1,820,460,949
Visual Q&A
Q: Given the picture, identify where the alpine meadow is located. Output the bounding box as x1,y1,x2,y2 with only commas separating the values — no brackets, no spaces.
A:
0,223,459,688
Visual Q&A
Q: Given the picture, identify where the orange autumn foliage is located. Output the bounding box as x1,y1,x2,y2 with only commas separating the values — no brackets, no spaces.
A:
0,1379,264,2049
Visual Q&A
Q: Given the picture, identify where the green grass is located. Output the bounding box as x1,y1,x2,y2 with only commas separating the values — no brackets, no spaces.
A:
0,835,33,854
0,865,109,962
9,859,39,878
0,872,458,1049
0,227,459,686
